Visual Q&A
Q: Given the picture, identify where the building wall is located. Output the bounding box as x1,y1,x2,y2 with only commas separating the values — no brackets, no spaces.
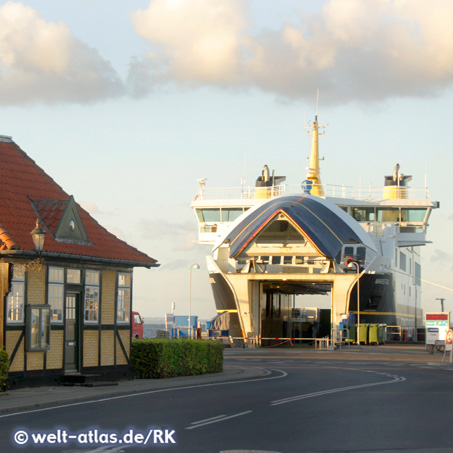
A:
0,262,8,349
101,330,115,366
28,267,45,304
116,330,130,365
6,330,24,372
46,330,63,369
27,351,44,370
83,330,99,367
4,262,135,387
101,270,116,324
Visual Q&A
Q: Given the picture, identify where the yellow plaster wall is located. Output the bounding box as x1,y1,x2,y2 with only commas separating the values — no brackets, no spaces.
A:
27,266,46,305
101,331,115,366
46,331,63,369
101,270,116,325
5,331,24,372
83,330,99,367
115,330,130,365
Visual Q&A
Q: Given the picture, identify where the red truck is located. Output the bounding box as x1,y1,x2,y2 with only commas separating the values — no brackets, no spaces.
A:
132,311,144,339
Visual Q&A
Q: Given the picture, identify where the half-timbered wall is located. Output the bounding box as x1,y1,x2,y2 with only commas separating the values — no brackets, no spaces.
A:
4,263,134,386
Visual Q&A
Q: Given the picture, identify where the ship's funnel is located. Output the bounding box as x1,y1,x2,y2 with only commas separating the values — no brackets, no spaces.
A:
255,165,286,199
384,163,412,199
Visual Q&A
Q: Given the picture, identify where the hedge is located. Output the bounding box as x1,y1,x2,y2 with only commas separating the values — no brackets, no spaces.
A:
131,339,224,379
0,349,9,390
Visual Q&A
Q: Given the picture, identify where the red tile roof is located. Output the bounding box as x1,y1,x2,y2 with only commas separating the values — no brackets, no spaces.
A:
32,199,67,234
0,138,158,268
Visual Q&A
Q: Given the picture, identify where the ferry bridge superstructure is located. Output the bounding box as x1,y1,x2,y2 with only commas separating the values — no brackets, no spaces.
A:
191,118,438,346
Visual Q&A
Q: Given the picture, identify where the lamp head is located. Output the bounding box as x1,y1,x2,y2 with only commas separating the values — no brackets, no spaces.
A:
30,219,47,254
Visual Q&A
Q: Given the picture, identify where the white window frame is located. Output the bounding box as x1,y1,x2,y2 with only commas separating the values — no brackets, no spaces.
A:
84,270,100,323
7,265,25,324
117,273,131,324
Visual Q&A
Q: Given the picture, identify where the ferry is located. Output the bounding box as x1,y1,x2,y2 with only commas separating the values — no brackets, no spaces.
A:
191,117,438,345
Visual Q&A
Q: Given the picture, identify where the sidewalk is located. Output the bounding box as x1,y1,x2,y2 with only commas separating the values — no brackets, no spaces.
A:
0,366,269,415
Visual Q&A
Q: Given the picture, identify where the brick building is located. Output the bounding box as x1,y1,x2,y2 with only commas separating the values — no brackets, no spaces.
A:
0,135,158,388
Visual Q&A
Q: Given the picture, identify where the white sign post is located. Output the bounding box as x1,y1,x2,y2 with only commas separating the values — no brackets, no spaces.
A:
426,313,450,354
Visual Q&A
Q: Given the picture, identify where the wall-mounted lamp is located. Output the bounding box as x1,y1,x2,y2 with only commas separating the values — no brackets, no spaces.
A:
30,219,46,257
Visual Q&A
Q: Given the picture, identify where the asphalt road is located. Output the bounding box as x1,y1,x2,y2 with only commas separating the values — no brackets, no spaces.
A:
1,347,453,453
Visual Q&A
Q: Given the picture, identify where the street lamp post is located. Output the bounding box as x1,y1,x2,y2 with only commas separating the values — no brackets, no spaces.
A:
436,298,446,313
189,263,200,338
348,261,361,345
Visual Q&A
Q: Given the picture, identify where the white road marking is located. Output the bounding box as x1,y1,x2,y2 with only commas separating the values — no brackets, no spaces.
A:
270,371,405,406
185,411,253,430
190,414,227,425
0,369,287,419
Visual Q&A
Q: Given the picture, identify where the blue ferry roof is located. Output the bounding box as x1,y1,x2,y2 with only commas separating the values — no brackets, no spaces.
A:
220,195,375,259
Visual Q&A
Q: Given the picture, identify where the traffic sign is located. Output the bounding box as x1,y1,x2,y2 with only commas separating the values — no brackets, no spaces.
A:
446,329,453,344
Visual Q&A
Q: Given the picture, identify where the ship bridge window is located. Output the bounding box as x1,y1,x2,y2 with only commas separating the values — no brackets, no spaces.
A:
196,208,221,222
222,208,243,222
400,209,427,223
344,246,354,257
343,246,366,262
352,208,375,222
377,208,400,222
357,247,366,261
283,256,293,265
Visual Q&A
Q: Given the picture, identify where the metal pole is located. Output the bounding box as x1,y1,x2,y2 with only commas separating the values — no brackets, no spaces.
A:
436,298,446,313
348,261,361,345
189,264,200,339
189,266,192,339
356,263,360,345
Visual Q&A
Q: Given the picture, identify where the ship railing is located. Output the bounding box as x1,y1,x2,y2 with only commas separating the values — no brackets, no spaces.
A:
195,184,430,201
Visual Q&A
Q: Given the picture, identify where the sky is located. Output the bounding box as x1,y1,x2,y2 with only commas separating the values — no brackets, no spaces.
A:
1,0,453,319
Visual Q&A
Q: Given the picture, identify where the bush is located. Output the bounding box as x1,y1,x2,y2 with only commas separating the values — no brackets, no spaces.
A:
0,349,9,390
131,339,224,379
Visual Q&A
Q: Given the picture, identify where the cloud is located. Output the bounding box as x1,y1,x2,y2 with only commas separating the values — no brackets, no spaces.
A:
130,0,246,84
430,249,453,272
0,2,124,105
139,217,197,251
79,201,99,215
129,0,453,103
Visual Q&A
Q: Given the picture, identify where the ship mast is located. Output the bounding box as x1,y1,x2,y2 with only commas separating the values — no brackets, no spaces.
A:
305,115,327,197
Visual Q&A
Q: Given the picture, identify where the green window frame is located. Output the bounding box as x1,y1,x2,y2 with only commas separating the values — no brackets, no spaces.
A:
84,270,100,323
117,273,131,324
7,265,25,324
48,266,64,323
26,304,51,351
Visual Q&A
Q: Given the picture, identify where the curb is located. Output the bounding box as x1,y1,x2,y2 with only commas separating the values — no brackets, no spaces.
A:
0,366,270,416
